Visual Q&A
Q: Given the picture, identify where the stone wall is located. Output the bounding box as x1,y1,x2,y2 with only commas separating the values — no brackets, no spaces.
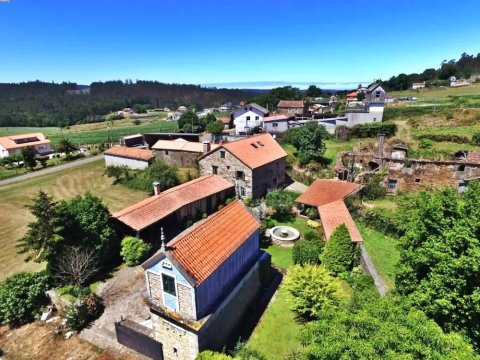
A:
155,150,199,167
178,284,195,320
251,159,286,198
147,272,164,305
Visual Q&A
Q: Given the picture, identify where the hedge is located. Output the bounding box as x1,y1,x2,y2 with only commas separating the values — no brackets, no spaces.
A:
415,133,470,144
350,122,397,138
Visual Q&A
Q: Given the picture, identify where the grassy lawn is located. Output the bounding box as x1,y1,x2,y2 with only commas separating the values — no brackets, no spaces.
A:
0,160,148,280
265,245,293,269
270,216,313,239
356,221,399,291
412,124,480,138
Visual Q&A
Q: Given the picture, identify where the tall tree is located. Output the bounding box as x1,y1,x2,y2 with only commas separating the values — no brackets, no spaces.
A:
321,224,353,275
17,191,63,263
56,138,78,155
306,85,323,98
286,121,327,166
21,147,37,170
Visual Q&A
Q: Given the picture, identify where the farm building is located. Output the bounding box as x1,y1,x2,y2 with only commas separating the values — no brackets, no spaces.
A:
104,146,154,170
138,200,270,360
112,174,235,244
276,100,306,116
119,134,146,148
152,138,219,167
232,103,269,134
198,133,287,199
296,179,363,242
0,133,53,158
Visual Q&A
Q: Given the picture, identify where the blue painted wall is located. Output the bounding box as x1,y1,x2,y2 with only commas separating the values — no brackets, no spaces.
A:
195,229,260,319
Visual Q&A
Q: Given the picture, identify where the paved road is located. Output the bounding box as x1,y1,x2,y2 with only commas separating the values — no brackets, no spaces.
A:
0,154,104,187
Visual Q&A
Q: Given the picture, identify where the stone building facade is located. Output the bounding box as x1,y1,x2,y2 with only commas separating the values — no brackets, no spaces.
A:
154,149,199,167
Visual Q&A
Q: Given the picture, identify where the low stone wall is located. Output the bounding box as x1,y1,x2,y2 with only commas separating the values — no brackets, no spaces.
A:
359,244,387,296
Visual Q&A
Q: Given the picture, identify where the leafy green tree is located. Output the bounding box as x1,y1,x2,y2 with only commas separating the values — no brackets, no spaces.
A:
21,147,37,170
284,265,341,319
178,110,200,130
306,85,323,98
200,113,217,128
292,233,324,266
321,224,353,275
105,165,124,183
144,159,179,193
265,190,295,218
472,132,480,145
356,92,366,101
17,190,63,263
0,272,50,326
286,121,327,166
396,182,480,347
207,121,225,134
298,296,479,360
121,236,152,266
56,138,78,155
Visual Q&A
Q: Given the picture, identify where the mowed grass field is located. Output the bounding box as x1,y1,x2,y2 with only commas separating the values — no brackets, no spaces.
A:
389,83,480,100
0,160,148,280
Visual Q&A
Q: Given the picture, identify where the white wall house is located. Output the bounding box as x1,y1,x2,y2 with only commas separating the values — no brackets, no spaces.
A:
104,146,154,170
0,133,53,158
233,103,269,134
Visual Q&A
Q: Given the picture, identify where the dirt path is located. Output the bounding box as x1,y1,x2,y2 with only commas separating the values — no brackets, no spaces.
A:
0,155,104,187
394,120,412,143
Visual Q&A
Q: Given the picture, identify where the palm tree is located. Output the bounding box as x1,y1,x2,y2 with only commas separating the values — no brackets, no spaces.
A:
56,138,78,155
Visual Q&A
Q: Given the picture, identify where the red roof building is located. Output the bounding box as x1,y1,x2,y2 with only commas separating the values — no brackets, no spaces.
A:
0,133,53,158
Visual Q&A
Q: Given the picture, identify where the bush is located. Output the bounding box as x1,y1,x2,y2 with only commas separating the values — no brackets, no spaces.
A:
65,293,104,332
472,132,480,145
121,236,152,266
0,272,50,326
321,224,354,276
265,190,295,218
283,265,341,319
196,351,233,360
307,219,321,229
292,237,324,266
305,207,319,219
350,122,397,138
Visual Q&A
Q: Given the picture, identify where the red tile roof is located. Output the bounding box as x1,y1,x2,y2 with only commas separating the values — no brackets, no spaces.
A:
169,200,259,286
113,175,234,231
0,133,51,150
263,115,290,123
347,92,358,98
464,151,480,164
295,179,361,207
104,146,154,161
277,100,304,108
206,133,287,170
217,117,231,124
318,200,363,243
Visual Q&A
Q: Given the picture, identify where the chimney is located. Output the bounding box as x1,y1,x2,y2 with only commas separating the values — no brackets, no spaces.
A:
203,141,211,153
153,181,161,196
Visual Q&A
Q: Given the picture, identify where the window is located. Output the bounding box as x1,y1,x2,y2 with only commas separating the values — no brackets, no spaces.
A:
226,165,230,170
240,187,246,196
457,164,466,172
257,141,264,146
375,91,381,99
212,165,218,174
250,143,258,149
246,116,251,121
165,150,169,155
236,170,245,180
249,107,252,110
415,179,421,183
255,116,259,120
244,107,247,111
387,179,398,190
220,150,225,158
162,274,176,296
459,180,468,193
272,122,278,127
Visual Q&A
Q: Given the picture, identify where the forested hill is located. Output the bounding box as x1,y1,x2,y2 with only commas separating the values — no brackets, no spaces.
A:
0,80,248,127
381,52,480,91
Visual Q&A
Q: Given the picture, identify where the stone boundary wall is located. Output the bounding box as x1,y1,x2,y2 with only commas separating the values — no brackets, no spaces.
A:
360,244,387,297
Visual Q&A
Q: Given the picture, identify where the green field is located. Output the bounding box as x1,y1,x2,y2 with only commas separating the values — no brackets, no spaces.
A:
389,83,480,100
0,160,147,280
356,221,399,291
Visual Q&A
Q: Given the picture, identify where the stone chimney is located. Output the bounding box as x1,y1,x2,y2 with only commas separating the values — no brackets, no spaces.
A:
153,181,161,196
203,141,211,153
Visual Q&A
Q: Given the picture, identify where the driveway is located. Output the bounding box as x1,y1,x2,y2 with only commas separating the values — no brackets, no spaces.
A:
0,154,104,187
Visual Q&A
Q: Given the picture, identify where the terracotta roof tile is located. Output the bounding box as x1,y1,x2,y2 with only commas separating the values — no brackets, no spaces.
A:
277,100,304,108
113,175,234,231
318,200,363,243
0,133,51,150
104,146,154,161
169,200,259,286
210,133,287,169
296,179,361,207
263,115,290,123
217,117,231,124
152,139,219,153
347,92,358,97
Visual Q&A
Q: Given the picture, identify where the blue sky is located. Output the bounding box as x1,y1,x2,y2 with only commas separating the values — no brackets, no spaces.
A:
1,0,480,88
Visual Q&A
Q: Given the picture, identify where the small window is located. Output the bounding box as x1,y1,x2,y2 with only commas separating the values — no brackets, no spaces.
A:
220,150,225,158
375,91,381,98
244,107,247,111
240,187,246,196
457,165,466,172
388,179,398,190
212,165,218,174
162,274,176,296
415,179,421,183
249,107,252,111
255,116,259,120
272,122,278,127
226,165,230,170
246,116,251,121
165,150,169,155
257,141,264,146
250,143,258,149
236,171,245,180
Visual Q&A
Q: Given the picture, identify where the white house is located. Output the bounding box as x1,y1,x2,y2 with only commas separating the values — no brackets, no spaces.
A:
233,103,269,134
0,133,53,158
412,82,426,89
104,146,154,170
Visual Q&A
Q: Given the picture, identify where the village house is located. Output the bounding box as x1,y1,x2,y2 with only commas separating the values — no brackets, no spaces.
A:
104,146,154,170
263,114,291,133
151,138,219,167
232,103,269,134
345,83,386,126
346,91,358,104
198,133,287,199
296,179,363,243
276,100,306,116
139,200,270,360
112,174,235,244
217,117,233,130
412,82,426,89
0,133,53,158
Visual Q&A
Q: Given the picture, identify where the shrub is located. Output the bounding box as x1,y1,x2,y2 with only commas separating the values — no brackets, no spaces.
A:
350,122,397,138
305,207,319,219
292,238,324,266
131,119,141,125
472,132,480,145
265,190,295,218
419,138,434,149
307,219,321,229
283,265,341,319
321,224,354,276
65,293,104,332
121,236,152,266
196,351,233,360
0,271,50,326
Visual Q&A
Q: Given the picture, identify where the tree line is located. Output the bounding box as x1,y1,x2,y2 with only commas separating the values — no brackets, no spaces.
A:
0,80,249,128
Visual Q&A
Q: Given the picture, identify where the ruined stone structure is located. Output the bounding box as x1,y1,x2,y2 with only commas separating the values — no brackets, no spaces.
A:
198,133,287,199
152,139,219,167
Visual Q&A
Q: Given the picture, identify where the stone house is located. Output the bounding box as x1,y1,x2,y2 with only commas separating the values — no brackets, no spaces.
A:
152,138,219,167
232,103,269,134
104,146,154,170
276,100,306,116
198,133,287,199
141,200,270,360
112,175,235,245
296,179,363,243
0,132,53,158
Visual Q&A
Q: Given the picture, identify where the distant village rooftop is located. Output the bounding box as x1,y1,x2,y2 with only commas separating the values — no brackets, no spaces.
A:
277,100,304,108
263,115,290,122
152,138,219,153
104,146,154,161
0,133,51,150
